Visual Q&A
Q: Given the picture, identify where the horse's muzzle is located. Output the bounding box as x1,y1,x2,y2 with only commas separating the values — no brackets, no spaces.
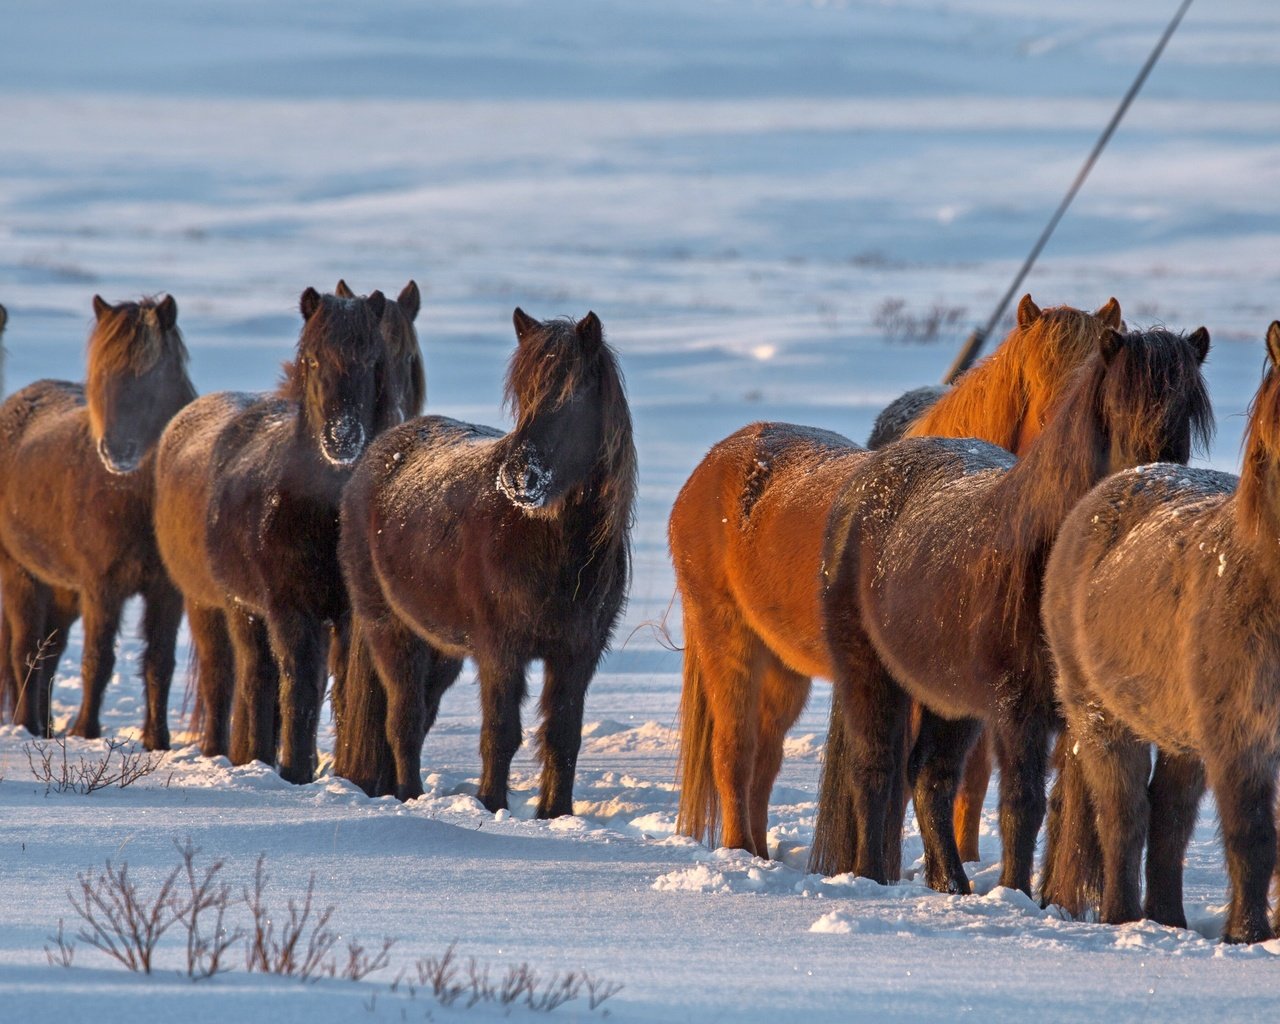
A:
97,437,142,475
321,415,367,466
497,453,553,510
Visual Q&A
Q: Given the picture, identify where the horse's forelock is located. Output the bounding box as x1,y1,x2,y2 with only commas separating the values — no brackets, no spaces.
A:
86,296,188,381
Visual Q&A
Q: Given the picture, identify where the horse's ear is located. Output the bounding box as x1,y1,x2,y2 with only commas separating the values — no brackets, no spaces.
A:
1100,327,1125,364
1266,322,1280,368
0,304,7,333
397,280,421,322
366,290,386,320
1016,294,1041,329
156,294,178,331
1188,326,1210,365
300,287,322,321
335,279,356,299
513,307,540,344
92,294,112,321
1096,297,1123,330
577,311,603,351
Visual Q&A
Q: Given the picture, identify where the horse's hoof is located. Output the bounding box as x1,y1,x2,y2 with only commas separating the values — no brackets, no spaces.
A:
395,783,425,803
278,763,314,786
142,730,170,752
68,721,101,740
478,792,507,814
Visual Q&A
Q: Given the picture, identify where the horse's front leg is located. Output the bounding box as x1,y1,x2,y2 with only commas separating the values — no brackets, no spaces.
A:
535,647,600,819
1144,749,1205,929
227,608,278,766
992,706,1052,896
69,592,124,740
1208,749,1278,944
476,652,527,813
267,607,327,785
139,577,183,751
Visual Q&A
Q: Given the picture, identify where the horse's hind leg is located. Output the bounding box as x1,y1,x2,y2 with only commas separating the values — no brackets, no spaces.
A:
187,603,234,757
700,621,763,856
748,650,810,858
991,707,1053,897
911,709,981,894
476,651,528,813
68,591,124,740
139,578,183,751
533,647,600,819
1144,749,1205,929
953,730,992,862
828,625,911,884
227,608,279,766
1206,749,1278,943
4,566,53,735
362,616,433,801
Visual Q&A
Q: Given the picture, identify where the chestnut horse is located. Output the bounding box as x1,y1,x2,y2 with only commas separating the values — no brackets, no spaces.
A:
335,310,635,814
812,325,1211,897
671,296,1120,860
1041,321,1280,944
0,295,195,747
158,283,422,760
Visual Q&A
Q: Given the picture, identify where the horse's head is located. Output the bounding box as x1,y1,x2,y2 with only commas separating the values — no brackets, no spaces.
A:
289,286,386,467
1095,324,1213,470
1009,294,1123,454
86,294,196,475
497,308,627,514
336,278,424,428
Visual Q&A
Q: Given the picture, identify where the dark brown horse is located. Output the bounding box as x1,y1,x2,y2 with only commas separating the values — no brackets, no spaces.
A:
862,296,1123,861
335,309,635,814
670,296,1120,860
198,287,389,783
812,325,1211,897
1041,321,1280,944
0,295,195,747
157,283,422,760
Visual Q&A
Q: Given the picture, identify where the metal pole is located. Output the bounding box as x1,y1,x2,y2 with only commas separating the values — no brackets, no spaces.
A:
942,0,1195,384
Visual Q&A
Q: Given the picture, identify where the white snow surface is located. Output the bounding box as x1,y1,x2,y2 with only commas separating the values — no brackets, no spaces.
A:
2,1,1280,1020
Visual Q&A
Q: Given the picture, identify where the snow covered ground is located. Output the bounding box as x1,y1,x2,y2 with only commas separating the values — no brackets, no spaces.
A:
2,1,1280,1019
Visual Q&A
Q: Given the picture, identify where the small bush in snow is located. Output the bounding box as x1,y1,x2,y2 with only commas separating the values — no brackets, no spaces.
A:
24,734,163,795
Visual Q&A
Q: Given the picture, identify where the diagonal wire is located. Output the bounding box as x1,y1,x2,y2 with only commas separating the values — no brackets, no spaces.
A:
942,0,1196,384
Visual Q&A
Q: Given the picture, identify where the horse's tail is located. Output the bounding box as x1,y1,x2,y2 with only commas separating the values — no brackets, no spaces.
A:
809,692,860,876
675,637,720,846
1039,728,1102,917
332,616,394,797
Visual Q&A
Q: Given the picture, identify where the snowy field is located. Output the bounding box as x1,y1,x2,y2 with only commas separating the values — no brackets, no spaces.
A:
2,1,1280,1020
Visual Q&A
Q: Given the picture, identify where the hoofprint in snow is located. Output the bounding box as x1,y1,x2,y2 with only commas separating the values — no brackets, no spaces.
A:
3,0,1280,1020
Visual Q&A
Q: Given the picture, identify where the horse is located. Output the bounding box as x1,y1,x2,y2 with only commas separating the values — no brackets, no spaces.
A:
811,324,1211,897
156,283,422,760
334,309,635,814
860,296,1124,861
196,287,389,784
0,295,195,748
1039,321,1280,944
670,295,1121,861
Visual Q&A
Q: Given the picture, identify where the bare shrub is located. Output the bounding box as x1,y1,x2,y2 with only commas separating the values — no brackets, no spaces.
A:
874,297,967,345
69,859,183,973
341,936,397,982
173,839,241,979
585,973,624,1010
413,941,467,1005
243,855,338,981
44,918,75,968
24,734,163,795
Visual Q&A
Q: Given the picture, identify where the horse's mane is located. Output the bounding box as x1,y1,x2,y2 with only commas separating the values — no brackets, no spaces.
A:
86,296,189,380
906,303,1115,450
505,316,637,593
994,327,1213,629
1238,327,1280,542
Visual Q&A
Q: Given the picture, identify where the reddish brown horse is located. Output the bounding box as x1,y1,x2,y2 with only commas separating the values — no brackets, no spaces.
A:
812,325,1211,896
157,283,423,760
335,310,635,814
0,295,195,747
1041,322,1280,944
671,296,1121,859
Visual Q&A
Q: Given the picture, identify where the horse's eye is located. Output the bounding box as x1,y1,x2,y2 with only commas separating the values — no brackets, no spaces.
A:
307,357,319,370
